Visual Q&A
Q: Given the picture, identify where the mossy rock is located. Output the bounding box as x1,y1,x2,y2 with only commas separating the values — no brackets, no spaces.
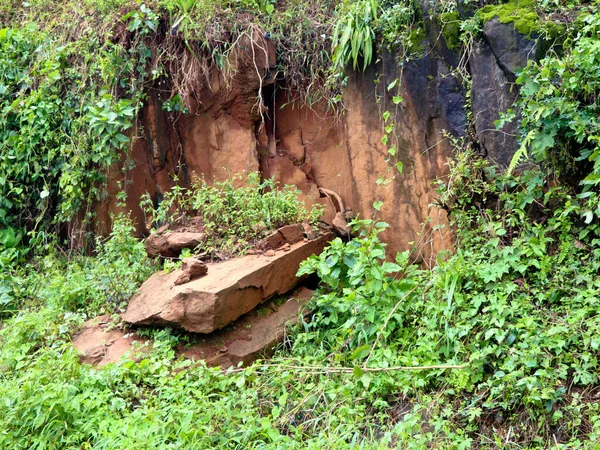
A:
478,0,570,57
438,11,461,52
478,0,539,36
407,25,427,54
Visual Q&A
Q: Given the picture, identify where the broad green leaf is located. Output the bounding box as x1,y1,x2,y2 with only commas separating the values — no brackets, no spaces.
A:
351,345,371,360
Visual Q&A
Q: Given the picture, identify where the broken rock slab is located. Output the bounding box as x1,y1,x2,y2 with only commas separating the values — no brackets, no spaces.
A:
145,232,205,258
181,287,314,368
257,223,306,251
72,315,147,367
123,232,334,333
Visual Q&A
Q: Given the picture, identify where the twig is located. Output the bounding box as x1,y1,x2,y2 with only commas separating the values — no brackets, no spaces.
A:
227,362,467,375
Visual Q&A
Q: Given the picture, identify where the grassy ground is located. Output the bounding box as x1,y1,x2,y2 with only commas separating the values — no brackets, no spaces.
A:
2,156,600,448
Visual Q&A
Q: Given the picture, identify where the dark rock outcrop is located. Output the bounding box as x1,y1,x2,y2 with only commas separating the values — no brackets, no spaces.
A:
470,18,538,167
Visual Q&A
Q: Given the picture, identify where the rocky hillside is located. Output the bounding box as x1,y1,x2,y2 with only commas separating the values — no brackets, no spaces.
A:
93,0,577,266
3,1,600,448
0,0,589,263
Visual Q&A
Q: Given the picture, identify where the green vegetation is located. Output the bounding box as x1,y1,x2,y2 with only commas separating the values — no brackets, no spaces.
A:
478,0,540,36
438,11,461,51
4,152,600,446
512,13,600,222
0,25,144,237
2,214,154,317
474,0,598,43
332,0,378,71
3,0,600,448
140,172,323,256
0,22,152,314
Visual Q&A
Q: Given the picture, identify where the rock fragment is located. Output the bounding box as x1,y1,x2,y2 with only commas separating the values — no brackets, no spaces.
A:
72,315,147,367
174,257,208,286
145,232,205,258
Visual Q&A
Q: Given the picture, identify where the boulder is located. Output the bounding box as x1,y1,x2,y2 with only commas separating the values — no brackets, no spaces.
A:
175,257,208,286
145,232,205,258
181,287,314,368
471,18,538,167
72,315,147,367
123,232,334,333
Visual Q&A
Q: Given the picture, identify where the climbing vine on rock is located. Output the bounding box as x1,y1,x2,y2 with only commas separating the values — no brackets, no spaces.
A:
0,10,157,240
512,12,600,223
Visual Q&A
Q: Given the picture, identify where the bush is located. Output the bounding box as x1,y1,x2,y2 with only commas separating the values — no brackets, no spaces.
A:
16,215,155,315
332,0,378,71
295,151,600,445
141,172,324,256
512,13,600,223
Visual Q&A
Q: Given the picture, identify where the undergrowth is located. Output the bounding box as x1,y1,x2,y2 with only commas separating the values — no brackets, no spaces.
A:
140,172,323,257
3,1,600,448
3,151,600,447
8,215,155,316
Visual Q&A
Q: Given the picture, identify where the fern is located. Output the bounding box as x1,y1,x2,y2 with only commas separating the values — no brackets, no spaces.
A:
507,132,532,175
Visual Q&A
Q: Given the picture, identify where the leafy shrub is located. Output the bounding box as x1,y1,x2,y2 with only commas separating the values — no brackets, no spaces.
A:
297,219,421,357
16,215,155,315
512,13,600,223
0,25,146,239
294,150,600,445
141,172,324,256
332,0,378,71
0,228,26,316
378,1,424,54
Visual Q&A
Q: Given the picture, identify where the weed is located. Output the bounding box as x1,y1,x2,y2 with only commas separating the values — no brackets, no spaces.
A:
14,215,155,315
141,172,323,257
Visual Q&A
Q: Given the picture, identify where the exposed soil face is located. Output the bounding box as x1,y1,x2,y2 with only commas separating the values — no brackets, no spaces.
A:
94,29,457,266
95,15,535,266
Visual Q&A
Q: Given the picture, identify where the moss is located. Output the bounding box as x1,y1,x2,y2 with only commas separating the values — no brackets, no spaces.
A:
439,11,461,51
407,24,427,54
542,21,566,39
478,0,540,36
477,0,576,55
